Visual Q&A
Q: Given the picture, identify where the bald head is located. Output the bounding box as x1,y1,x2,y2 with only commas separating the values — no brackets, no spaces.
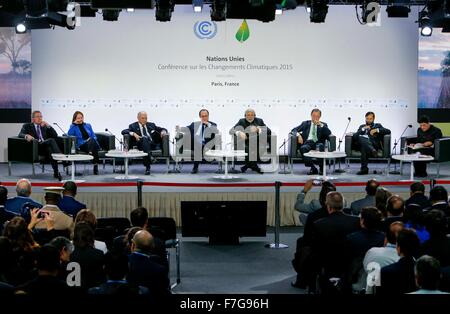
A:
326,191,344,213
16,178,32,197
132,230,154,253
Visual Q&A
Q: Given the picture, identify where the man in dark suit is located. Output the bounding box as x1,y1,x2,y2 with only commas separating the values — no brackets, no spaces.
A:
311,192,361,293
127,230,170,297
57,181,86,218
350,179,379,216
426,186,450,217
405,182,431,211
352,112,391,175
4,178,42,220
122,111,168,175
18,111,62,180
379,228,420,294
230,108,271,173
182,109,219,174
291,109,332,175
407,116,443,178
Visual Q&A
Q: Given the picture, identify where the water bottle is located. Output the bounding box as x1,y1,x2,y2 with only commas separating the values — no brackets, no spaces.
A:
71,138,76,154
123,139,128,152
324,140,329,153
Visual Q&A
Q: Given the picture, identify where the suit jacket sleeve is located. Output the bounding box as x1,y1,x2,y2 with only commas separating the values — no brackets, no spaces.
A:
46,126,58,139
68,124,76,136
18,124,30,138
230,119,244,135
321,123,332,139
376,124,391,136
121,123,134,136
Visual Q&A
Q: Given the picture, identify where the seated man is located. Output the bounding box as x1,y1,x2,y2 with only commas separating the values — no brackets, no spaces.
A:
58,181,87,218
406,115,443,178
18,111,63,180
122,111,168,175
352,112,391,175
180,109,219,174
229,108,271,174
4,179,42,219
33,192,73,231
291,108,331,175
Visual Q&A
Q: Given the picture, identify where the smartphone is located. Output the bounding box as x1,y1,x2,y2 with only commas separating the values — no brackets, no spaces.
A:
37,210,48,219
312,179,323,186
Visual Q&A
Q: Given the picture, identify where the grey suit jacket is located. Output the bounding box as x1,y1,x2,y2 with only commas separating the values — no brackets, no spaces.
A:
350,195,375,216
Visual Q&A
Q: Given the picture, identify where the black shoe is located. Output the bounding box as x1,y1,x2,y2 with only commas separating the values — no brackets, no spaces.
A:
307,167,318,175
62,161,70,168
191,167,199,174
241,166,248,173
53,171,62,181
93,165,99,175
145,167,151,175
291,280,307,289
357,168,369,175
252,167,263,174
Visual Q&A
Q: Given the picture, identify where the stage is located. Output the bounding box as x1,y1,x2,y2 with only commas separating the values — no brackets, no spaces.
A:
1,161,449,226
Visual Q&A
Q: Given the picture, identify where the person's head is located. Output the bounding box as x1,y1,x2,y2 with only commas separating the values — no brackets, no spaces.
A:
199,109,209,124
74,209,97,230
44,192,61,206
365,179,380,196
131,230,154,254
396,228,420,258
310,108,322,122
49,236,73,263
365,111,375,125
244,108,256,122
137,111,147,125
410,181,425,197
37,244,60,276
31,110,43,125
16,178,32,197
360,207,382,230
418,115,431,132
62,181,77,197
375,187,393,217
318,181,336,208
125,226,143,251
386,195,405,217
429,186,448,205
0,185,8,206
3,217,37,252
72,111,84,124
415,255,442,291
425,209,448,238
72,222,95,249
404,204,426,229
130,207,149,228
325,191,344,214
104,252,129,281
386,221,404,246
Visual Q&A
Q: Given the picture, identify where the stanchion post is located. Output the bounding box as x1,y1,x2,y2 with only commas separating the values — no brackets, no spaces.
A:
137,180,143,207
265,181,288,249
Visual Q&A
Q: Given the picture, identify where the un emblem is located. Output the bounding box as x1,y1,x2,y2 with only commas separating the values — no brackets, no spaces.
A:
194,21,218,40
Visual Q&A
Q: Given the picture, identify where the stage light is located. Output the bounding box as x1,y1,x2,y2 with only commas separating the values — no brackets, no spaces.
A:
386,5,410,18
127,8,135,12
275,4,283,15
193,0,203,13
102,9,121,21
15,22,27,33
309,0,328,23
211,0,227,21
155,0,174,22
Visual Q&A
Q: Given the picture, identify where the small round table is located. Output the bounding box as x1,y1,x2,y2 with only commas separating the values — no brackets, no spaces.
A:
392,154,434,181
303,151,347,181
204,150,248,180
52,153,94,183
105,150,148,180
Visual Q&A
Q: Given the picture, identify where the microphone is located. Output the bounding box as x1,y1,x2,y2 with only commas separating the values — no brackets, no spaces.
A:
105,128,123,147
408,124,412,128
53,123,67,136
348,117,351,121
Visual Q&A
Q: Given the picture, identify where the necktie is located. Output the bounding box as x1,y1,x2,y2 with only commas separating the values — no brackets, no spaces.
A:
36,125,44,142
142,124,148,137
201,124,206,144
312,124,318,142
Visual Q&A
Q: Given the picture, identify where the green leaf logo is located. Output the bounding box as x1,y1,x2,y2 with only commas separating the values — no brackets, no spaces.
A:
235,19,250,43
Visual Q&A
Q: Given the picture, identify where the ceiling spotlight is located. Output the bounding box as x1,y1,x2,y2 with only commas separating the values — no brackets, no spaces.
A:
211,0,227,21
309,0,328,23
15,22,27,33
193,0,203,13
156,0,174,22
103,9,121,21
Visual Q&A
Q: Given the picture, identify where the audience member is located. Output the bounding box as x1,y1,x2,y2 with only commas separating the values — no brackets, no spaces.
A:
382,195,405,231
420,210,450,267
405,182,430,210
58,181,87,218
350,179,380,216
375,187,393,217
427,186,450,216
404,205,429,244
4,179,42,220
33,192,72,232
74,209,107,253
409,255,448,294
